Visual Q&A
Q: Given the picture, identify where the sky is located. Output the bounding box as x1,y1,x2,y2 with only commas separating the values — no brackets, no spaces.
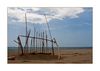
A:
8,7,92,47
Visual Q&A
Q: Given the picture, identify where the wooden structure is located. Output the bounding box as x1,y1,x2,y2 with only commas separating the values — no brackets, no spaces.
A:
14,13,60,58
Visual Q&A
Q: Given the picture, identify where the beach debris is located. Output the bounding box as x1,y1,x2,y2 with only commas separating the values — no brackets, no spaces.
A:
8,56,16,60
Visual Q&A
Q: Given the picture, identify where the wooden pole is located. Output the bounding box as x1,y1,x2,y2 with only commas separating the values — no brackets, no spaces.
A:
14,40,23,55
41,32,42,53
30,38,32,53
34,28,36,52
44,15,52,39
25,13,28,53
17,36,24,55
39,32,41,52
54,38,60,59
51,39,54,55
44,15,55,55
45,31,48,53
18,42,20,55
24,30,31,53
36,31,38,52
42,32,44,53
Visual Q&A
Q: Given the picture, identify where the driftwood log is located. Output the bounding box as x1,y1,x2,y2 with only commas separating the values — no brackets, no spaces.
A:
8,56,15,60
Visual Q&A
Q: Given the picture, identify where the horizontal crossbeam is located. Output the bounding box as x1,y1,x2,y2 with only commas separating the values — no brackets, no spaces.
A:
19,35,54,42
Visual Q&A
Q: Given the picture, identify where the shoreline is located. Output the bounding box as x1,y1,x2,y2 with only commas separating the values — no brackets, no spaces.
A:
8,47,92,64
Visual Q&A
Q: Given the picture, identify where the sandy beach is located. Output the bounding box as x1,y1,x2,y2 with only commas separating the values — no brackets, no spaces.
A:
8,47,92,64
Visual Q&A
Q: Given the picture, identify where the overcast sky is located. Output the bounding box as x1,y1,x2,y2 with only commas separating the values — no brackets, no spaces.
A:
8,7,92,47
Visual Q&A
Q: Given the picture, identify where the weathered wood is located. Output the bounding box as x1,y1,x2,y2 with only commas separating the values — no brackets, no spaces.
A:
36,31,38,52
34,28,36,52
19,35,53,42
17,36,23,55
39,32,41,52
24,30,31,53
42,32,44,53
30,38,32,53
51,39,54,55
53,38,61,59
40,32,42,53
45,31,48,53
8,56,15,60
25,13,28,53
13,14,60,59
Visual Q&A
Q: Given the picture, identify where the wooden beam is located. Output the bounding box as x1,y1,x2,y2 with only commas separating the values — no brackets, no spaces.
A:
19,35,52,42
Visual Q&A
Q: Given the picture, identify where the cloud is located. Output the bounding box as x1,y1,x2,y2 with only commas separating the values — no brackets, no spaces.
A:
8,7,85,24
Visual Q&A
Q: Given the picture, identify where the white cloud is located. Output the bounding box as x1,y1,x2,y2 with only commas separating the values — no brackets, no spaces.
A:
8,7,85,24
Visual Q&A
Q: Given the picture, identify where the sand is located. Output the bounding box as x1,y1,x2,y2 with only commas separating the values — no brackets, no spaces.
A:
8,48,92,64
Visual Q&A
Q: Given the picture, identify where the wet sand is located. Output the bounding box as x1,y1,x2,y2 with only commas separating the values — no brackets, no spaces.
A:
8,48,92,64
